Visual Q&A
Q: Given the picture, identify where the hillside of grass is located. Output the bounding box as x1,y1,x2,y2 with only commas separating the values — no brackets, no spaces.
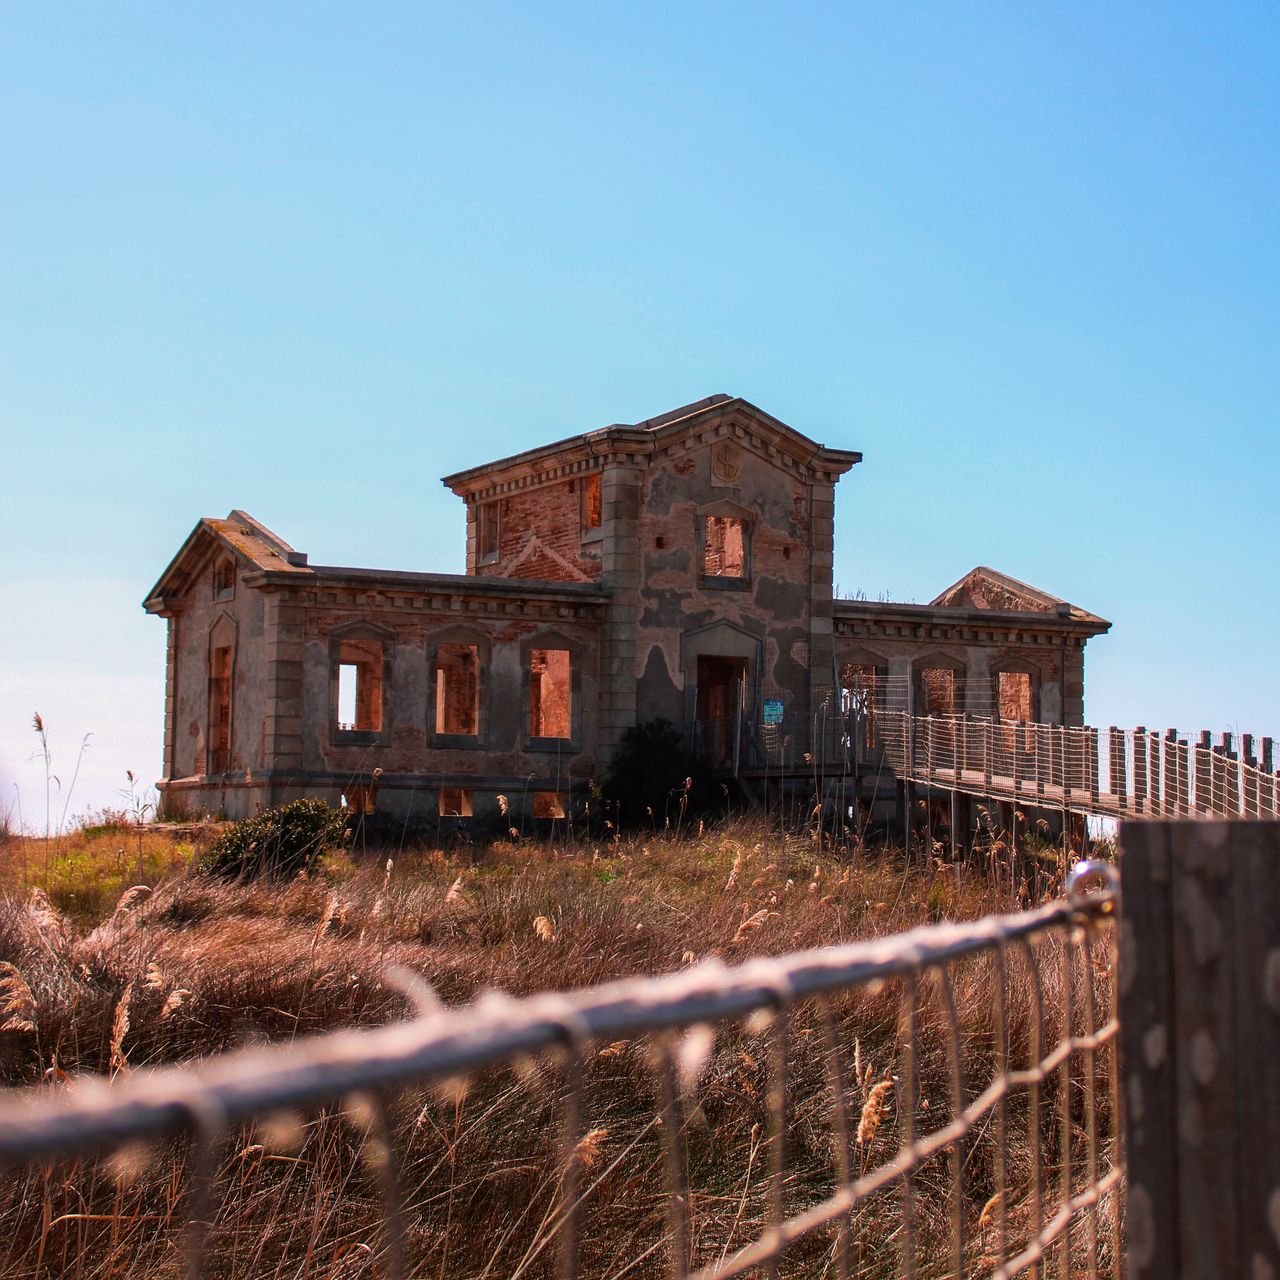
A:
0,815,1115,1278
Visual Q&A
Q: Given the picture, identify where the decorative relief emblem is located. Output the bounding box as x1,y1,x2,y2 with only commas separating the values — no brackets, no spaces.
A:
710,441,741,488
672,457,696,477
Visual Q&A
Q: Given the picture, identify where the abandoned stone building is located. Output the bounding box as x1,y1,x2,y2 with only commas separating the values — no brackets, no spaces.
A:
144,394,1110,823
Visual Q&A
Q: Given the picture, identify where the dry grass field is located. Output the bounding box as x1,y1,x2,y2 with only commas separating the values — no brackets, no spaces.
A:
0,813,1115,1278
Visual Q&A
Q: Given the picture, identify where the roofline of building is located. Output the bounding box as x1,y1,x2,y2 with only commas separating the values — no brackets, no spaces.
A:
256,564,610,601
833,597,1111,636
440,395,861,494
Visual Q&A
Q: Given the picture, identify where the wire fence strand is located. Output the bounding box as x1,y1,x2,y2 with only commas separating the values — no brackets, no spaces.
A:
0,865,1122,1279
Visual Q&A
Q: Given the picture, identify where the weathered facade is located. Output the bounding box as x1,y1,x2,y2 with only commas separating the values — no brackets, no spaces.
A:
145,395,1109,821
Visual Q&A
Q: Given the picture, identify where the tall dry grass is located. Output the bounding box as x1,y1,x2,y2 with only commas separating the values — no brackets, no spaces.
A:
0,818,1117,1278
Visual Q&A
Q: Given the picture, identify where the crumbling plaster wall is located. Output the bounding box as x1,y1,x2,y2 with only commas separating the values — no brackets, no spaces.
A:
631,440,818,729
295,603,601,813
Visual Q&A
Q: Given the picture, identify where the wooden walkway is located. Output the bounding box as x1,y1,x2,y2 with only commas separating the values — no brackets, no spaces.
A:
876,712,1280,821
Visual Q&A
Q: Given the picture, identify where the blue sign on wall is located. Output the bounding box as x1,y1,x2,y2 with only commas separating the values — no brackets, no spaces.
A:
762,699,784,726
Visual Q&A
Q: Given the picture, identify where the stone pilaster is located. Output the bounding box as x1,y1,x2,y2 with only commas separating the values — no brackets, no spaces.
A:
597,459,645,763
161,613,178,783
262,593,306,775
808,478,838,716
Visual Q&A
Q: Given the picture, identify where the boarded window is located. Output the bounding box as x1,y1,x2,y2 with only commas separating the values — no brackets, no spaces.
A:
336,638,383,733
436,644,479,735
703,516,746,578
581,473,602,534
998,671,1033,722
919,667,957,715
478,502,499,561
212,558,235,599
530,648,572,739
998,670,1034,750
208,645,231,773
533,791,566,819
439,787,473,818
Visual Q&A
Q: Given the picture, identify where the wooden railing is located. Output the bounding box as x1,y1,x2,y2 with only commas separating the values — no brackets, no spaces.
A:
869,711,1280,820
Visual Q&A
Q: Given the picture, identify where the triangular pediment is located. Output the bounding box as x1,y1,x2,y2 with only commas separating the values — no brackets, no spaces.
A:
143,511,310,610
645,396,860,480
930,566,1105,624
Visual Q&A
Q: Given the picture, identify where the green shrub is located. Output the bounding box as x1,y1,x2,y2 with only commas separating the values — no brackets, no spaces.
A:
198,798,346,881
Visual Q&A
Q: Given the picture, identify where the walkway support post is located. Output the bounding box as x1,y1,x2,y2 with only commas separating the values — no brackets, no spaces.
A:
1120,821,1280,1280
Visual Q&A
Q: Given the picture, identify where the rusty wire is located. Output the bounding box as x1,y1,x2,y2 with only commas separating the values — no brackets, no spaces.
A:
0,862,1122,1279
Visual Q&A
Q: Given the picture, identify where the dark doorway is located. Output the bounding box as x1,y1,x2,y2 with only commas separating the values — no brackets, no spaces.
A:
696,655,748,768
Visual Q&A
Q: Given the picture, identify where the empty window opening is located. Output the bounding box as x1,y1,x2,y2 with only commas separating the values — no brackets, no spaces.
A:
345,783,377,815
703,516,746,578
478,502,499,561
530,648,572,739
335,639,383,733
919,668,957,716
533,791,566,819
581,473,602,535
436,644,479,735
655,535,666,550
841,663,879,749
208,646,232,773
782,545,792,560
439,787,473,818
212,558,235,599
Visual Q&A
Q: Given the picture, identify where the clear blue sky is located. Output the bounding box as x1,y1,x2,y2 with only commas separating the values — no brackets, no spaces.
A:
3,2,1277,823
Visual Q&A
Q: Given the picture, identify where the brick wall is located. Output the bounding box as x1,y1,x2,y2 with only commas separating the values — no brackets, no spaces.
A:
472,478,603,582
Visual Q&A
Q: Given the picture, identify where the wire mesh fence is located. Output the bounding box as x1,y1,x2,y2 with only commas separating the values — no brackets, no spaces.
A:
0,864,1121,1280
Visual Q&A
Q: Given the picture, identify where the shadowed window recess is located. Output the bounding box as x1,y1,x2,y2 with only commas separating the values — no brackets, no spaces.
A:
533,791,566,819
207,645,231,773
530,648,572,739
436,644,480,736
580,473,602,537
439,787,473,818
477,502,499,563
212,557,235,600
919,667,957,715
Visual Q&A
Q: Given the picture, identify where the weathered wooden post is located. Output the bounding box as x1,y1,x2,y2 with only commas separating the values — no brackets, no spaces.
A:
1223,734,1240,817
1134,728,1148,815
1163,730,1179,815
1109,726,1127,814
1196,730,1213,815
1120,822,1280,1279
1243,735,1259,819
1086,726,1100,808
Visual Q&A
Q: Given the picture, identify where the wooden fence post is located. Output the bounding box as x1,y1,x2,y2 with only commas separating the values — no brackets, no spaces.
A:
1134,728,1148,815
1164,730,1180,815
1196,731,1212,816
1223,734,1240,817
1109,727,1127,813
1243,735,1259,819
1120,821,1280,1279
1148,730,1162,817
